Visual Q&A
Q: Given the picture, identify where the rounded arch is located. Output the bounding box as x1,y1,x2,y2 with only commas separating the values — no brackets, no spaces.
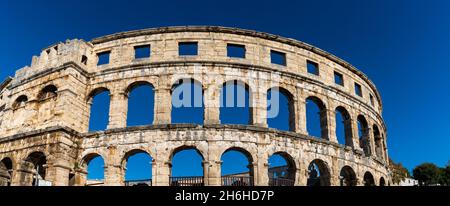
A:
373,124,383,159
357,115,371,156
121,149,153,185
171,78,205,125
379,177,386,186
267,87,295,132
87,88,111,132
125,81,155,95
126,81,155,127
24,151,47,186
339,166,357,186
87,87,110,102
80,153,104,168
268,152,296,186
170,145,205,186
38,84,58,100
220,80,253,125
221,147,255,186
12,95,28,109
335,106,353,147
0,157,14,186
363,171,375,186
81,153,105,185
306,96,328,139
307,159,331,186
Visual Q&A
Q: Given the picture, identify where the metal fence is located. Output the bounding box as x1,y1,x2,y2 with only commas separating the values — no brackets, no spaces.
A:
269,178,295,186
124,179,152,186
170,176,204,186
221,176,254,186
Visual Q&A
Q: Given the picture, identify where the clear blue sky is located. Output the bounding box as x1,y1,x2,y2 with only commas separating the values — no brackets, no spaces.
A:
1,0,449,176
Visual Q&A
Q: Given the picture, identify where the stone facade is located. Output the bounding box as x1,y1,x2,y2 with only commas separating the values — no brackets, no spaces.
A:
0,26,390,186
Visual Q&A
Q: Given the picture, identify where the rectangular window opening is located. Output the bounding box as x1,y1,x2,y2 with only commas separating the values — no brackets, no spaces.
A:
179,42,198,56
97,51,110,66
307,60,319,75
227,44,246,58
370,94,375,106
134,45,151,59
334,71,344,86
271,50,286,66
355,83,363,97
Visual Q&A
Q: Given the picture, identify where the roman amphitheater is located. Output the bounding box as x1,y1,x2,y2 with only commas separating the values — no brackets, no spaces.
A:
0,26,390,186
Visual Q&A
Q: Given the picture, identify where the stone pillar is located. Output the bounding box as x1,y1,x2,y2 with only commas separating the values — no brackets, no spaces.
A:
350,115,362,151
46,162,71,186
204,84,220,125
295,168,308,186
319,109,330,140
11,161,34,186
107,92,128,129
104,146,123,186
152,160,171,186
154,88,172,124
296,97,308,135
74,169,88,186
326,109,338,143
205,160,221,186
104,164,123,186
367,126,376,157
252,88,268,127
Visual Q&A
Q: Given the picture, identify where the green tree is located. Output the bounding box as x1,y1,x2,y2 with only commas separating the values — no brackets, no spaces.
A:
413,163,441,186
439,164,450,186
389,158,410,185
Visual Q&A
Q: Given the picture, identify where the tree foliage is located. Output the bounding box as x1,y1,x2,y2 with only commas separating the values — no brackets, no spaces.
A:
413,162,445,186
389,158,410,185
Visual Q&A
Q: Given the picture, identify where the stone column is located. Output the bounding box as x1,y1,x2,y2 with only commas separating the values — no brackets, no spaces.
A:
326,109,338,143
296,96,308,135
350,115,362,151
205,160,221,186
252,88,268,127
74,169,88,186
46,161,71,186
152,160,171,186
295,168,308,186
107,92,128,129
204,84,220,125
11,161,34,186
319,109,330,140
154,88,172,124
104,164,123,186
104,146,123,186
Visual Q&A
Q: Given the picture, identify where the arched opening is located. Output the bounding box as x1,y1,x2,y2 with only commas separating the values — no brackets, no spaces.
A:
267,87,295,131
38,85,58,100
339,166,357,186
126,82,155,127
373,125,383,159
88,88,110,132
357,115,371,156
379,177,386,186
24,152,47,186
221,148,254,186
268,152,296,186
170,146,204,186
335,106,353,147
0,158,13,186
307,159,331,186
171,79,204,125
122,150,153,186
220,80,252,125
12,95,28,109
82,154,105,186
363,172,375,186
306,97,327,139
